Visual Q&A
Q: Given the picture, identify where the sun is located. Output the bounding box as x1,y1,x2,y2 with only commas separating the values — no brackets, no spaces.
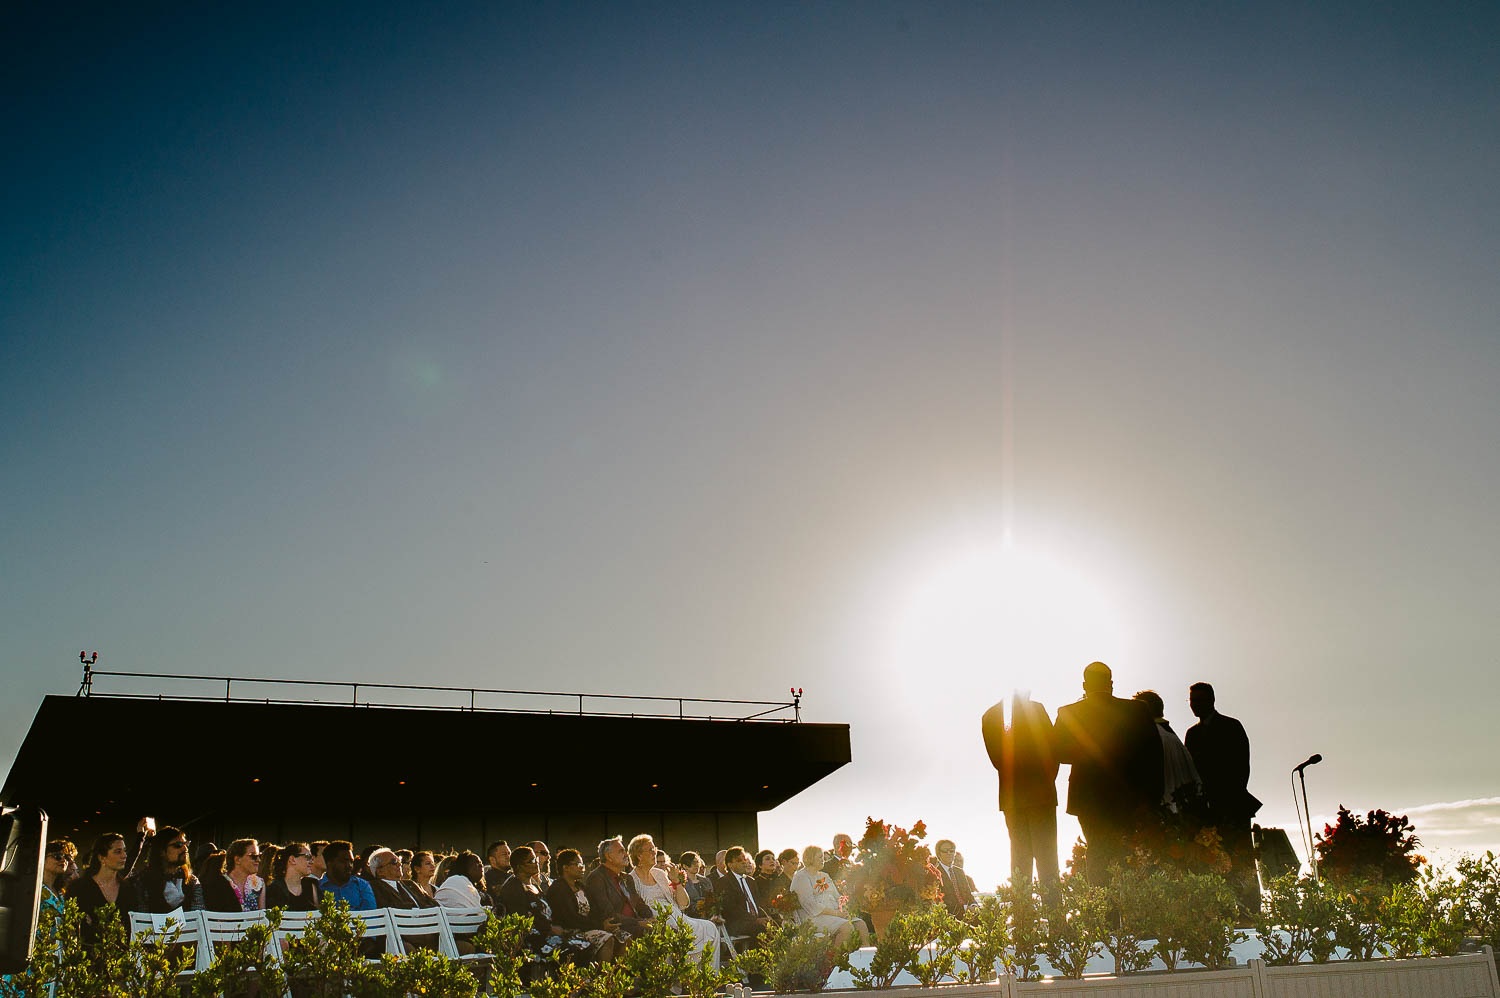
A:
870,523,1134,710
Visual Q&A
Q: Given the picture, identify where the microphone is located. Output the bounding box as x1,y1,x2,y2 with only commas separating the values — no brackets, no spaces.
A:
1293,753,1322,773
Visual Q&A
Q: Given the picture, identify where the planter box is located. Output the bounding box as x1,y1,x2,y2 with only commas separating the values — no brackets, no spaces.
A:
757,947,1499,997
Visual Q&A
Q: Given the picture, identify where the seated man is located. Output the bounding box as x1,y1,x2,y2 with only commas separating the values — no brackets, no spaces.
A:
367,848,437,909
720,845,777,943
318,840,377,911
582,836,653,938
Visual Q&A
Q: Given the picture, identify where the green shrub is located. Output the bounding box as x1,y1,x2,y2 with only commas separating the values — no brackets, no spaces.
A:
1456,851,1500,956
735,919,858,993
1255,874,1339,965
1105,865,1161,975
956,894,1009,983
838,903,955,989
995,884,1043,981
1177,871,1244,970
192,909,286,998
1331,880,1387,962
1041,877,1108,978
1377,869,1467,958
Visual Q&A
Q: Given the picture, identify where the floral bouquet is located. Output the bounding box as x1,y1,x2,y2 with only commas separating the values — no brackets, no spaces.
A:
847,817,942,913
769,891,802,918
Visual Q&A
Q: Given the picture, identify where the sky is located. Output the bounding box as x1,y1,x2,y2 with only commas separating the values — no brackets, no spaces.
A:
3,1,1498,891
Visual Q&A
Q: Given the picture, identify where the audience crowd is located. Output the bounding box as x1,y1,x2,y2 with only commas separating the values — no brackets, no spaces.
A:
40,820,921,965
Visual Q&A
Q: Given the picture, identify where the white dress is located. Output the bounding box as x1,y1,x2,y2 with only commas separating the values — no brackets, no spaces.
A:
631,867,720,969
790,868,854,934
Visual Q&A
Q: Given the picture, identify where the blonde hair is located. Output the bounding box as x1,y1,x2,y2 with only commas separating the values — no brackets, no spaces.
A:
802,844,824,869
626,834,656,867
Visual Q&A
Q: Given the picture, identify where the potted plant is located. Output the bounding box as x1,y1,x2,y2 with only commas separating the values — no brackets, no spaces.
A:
846,818,943,937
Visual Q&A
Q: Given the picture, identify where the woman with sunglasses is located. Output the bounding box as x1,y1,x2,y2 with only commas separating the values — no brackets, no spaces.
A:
224,838,266,911
265,842,320,911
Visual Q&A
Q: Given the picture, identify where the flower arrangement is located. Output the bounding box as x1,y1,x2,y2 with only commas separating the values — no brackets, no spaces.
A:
770,891,803,918
1316,806,1424,888
848,817,942,912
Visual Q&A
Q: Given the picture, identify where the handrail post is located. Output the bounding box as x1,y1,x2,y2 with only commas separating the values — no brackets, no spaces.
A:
578,694,584,716
470,689,475,711
225,678,231,702
679,699,684,720
352,683,359,706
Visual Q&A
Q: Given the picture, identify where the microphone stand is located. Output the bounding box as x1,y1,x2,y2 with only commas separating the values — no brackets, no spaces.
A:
1298,765,1318,882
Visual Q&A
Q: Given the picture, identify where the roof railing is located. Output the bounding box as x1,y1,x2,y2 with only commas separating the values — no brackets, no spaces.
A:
74,659,803,722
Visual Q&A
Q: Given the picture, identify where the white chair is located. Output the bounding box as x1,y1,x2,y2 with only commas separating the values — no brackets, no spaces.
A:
352,908,399,963
199,909,274,968
387,906,454,958
126,909,206,973
437,906,492,967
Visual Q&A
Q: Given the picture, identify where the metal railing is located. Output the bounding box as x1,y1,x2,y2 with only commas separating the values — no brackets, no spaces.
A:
74,661,803,722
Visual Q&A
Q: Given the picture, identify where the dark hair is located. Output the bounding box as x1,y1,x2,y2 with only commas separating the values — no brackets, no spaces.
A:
509,846,535,870
724,846,747,865
356,844,382,878
311,841,330,856
777,848,799,864
935,839,956,853
192,841,220,870
755,849,776,868
525,840,549,857
83,833,125,879
1133,690,1166,717
555,848,583,870
201,850,227,876
324,840,354,865
486,840,510,860
678,851,702,868
272,842,310,881
147,826,192,880
451,851,484,884
259,842,281,884
1189,682,1215,702
396,849,413,864
411,850,435,877
47,839,76,859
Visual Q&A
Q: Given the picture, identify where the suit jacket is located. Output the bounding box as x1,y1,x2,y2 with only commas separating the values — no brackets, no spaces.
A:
583,865,651,935
981,696,1059,812
1053,693,1163,821
371,877,438,910
1184,711,1260,821
936,863,974,917
720,871,775,938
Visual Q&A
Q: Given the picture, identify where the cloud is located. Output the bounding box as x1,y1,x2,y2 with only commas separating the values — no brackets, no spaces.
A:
1304,796,1500,864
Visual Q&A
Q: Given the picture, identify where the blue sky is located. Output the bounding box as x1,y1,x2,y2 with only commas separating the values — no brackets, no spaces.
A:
4,0,1498,888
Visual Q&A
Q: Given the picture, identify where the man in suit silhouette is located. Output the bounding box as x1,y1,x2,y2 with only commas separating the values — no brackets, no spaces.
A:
719,845,777,943
583,837,653,937
981,690,1060,890
1053,661,1163,884
1185,682,1261,907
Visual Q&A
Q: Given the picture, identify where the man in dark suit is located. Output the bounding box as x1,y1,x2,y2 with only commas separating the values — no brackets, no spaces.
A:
982,691,1060,890
1185,682,1261,907
1053,661,1164,884
719,845,777,943
933,840,975,917
367,848,438,909
481,840,511,907
583,837,653,937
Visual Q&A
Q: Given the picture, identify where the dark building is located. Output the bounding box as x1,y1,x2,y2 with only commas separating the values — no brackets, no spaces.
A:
3,680,851,857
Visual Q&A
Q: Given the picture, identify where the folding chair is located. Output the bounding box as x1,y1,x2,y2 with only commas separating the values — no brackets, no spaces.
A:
199,909,274,968
387,906,451,958
353,908,399,962
126,909,206,974
437,906,492,967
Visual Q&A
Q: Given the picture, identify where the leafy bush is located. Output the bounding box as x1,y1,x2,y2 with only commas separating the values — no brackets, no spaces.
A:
1041,877,1108,978
734,919,857,993
1178,871,1244,970
1377,869,1467,958
1456,850,1500,956
956,894,1009,983
1331,879,1387,962
192,909,287,998
1105,865,1162,975
837,903,955,989
610,904,739,998
0,901,192,998
995,884,1043,981
1255,874,1338,965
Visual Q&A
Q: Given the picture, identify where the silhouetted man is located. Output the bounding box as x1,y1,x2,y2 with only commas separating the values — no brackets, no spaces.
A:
1053,661,1163,884
1185,682,1260,906
982,690,1060,890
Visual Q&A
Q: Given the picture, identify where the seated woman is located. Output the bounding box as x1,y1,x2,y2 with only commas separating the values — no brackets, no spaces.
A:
543,848,617,964
265,843,320,911
224,839,265,911
435,851,491,911
751,849,787,911
409,851,439,899
626,834,719,969
790,845,867,948
500,846,604,972
677,851,715,920
65,833,130,942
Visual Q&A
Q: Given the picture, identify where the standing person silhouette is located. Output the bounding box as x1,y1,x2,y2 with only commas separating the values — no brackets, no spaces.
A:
1052,662,1163,884
981,690,1059,890
1185,682,1261,907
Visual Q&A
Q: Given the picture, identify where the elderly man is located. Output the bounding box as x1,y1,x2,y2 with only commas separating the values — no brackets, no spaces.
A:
933,840,975,917
583,837,652,937
367,847,437,909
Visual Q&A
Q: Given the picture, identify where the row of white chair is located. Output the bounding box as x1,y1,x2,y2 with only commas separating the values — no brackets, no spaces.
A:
126,905,493,973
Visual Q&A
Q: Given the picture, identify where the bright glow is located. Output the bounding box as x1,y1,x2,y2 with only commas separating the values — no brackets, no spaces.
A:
872,523,1134,712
